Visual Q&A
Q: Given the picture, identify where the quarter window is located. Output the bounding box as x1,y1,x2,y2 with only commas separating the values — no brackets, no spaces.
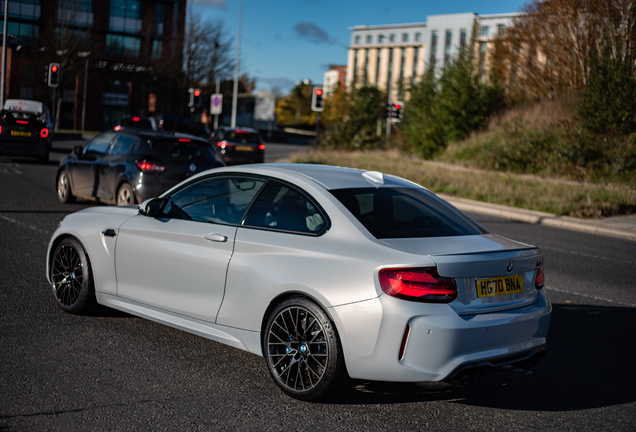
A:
84,132,115,156
244,181,327,234
109,134,137,155
162,176,265,225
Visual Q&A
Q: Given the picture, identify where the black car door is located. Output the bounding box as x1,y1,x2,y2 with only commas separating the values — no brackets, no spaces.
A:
98,133,138,201
71,132,115,198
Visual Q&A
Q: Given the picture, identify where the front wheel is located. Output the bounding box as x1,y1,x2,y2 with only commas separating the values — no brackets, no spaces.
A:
263,297,349,401
49,237,96,314
116,183,135,206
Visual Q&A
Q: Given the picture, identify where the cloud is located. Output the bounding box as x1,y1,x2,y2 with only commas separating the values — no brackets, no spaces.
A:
260,77,296,91
293,22,337,44
191,0,228,9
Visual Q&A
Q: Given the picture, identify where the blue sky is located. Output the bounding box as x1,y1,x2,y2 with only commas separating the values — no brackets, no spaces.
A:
195,0,529,93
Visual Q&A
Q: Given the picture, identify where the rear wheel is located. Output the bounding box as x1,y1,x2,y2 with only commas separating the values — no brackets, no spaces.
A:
57,170,75,203
116,183,135,206
49,237,96,314
263,296,349,401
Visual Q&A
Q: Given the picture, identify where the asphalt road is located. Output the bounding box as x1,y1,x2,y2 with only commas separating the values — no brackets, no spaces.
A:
1,140,635,431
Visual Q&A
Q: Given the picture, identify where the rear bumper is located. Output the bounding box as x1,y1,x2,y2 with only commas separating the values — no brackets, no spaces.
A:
330,288,552,383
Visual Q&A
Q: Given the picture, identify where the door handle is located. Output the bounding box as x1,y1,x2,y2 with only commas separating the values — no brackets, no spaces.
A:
101,229,117,237
203,233,228,243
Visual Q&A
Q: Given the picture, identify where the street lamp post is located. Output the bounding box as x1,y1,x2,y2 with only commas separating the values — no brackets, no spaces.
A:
1,0,9,107
231,0,243,128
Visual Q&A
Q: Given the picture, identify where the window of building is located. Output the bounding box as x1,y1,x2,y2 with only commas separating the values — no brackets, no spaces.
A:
366,34,372,44
402,33,408,42
481,25,489,37
378,34,385,43
389,34,396,43
152,40,162,60
414,32,421,42
7,21,38,45
444,29,452,66
55,28,91,51
155,2,165,36
429,30,437,64
412,46,419,84
109,0,141,33
106,34,141,57
57,0,93,26
355,35,360,44
497,24,506,34
1,0,41,20
460,28,467,48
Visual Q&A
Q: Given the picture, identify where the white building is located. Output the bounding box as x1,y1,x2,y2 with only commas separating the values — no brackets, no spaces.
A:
346,12,518,99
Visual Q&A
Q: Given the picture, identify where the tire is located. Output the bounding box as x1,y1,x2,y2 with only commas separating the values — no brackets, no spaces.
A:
57,170,75,203
116,183,135,206
263,296,349,401
49,237,96,314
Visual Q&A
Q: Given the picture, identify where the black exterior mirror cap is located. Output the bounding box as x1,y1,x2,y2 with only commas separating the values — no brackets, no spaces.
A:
139,198,166,217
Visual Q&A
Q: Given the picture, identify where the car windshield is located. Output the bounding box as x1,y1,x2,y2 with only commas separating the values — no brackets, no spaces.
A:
224,131,261,144
330,187,487,239
150,139,215,160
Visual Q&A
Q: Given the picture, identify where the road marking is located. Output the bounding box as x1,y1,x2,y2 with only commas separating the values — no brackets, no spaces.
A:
541,245,636,266
0,163,23,175
0,215,48,234
547,286,636,308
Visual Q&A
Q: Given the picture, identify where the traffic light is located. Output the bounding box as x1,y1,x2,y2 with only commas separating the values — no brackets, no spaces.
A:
311,86,324,112
48,63,60,88
193,89,202,107
392,101,404,121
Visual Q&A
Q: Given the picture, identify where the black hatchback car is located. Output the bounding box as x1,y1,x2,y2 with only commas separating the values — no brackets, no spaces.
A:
0,99,54,163
212,127,265,165
56,130,225,206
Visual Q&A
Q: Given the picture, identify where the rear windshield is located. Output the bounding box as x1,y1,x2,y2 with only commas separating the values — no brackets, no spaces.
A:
1,110,43,124
151,139,215,160
121,118,154,129
224,131,261,144
330,187,487,239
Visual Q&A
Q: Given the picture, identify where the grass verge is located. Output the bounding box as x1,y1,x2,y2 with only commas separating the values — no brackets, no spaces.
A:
291,149,636,218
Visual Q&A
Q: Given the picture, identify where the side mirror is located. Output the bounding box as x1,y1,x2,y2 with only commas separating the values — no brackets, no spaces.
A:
139,198,165,217
73,146,83,157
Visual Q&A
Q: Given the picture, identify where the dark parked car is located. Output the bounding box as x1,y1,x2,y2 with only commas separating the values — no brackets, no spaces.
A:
0,99,54,163
113,115,159,131
211,127,265,165
56,130,225,206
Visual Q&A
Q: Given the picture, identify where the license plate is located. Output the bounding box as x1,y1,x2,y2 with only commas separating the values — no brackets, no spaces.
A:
235,145,252,152
476,275,524,298
11,130,31,137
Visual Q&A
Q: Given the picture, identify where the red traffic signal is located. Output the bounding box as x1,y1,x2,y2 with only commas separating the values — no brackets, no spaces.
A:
51,65,58,73
48,63,60,88
194,90,201,97
315,88,323,96
311,86,324,112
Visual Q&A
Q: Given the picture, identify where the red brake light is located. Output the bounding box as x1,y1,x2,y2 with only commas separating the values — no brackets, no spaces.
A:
535,264,544,290
258,144,265,150
17,120,28,124
41,128,49,138
136,161,166,172
179,138,191,142
114,125,123,131
0,125,3,134
379,267,457,303
235,129,249,134
218,140,232,149
133,117,140,122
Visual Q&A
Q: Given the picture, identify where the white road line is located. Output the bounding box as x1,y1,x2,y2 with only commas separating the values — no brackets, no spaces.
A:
541,245,636,266
0,215,48,234
547,286,636,308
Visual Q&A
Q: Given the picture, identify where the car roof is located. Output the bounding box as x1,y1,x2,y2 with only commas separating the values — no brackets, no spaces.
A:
210,163,420,191
107,129,209,144
217,127,259,133
3,99,46,114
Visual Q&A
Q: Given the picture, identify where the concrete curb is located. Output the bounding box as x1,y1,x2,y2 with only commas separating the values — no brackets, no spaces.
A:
439,194,636,242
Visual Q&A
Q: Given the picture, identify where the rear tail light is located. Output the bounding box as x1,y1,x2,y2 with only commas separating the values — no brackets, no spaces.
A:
0,125,2,134
535,264,544,290
379,267,457,303
217,140,233,149
114,125,123,131
136,161,167,172
179,138,191,142
41,128,49,138
17,120,28,124
258,144,266,150
133,117,140,121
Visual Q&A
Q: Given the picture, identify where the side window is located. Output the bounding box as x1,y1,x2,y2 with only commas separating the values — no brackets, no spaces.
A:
162,176,265,225
109,134,137,155
85,132,115,156
243,181,327,234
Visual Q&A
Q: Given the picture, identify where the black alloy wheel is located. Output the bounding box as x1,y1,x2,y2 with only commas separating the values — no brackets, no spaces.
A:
263,297,348,401
50,237,96,314
57,170,75,203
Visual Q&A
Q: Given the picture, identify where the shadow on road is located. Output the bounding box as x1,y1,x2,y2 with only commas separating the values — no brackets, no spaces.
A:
333,303,636,411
